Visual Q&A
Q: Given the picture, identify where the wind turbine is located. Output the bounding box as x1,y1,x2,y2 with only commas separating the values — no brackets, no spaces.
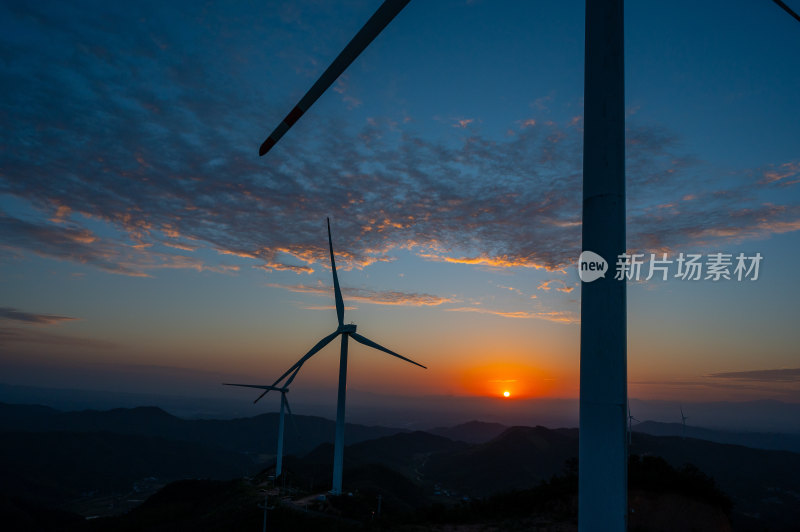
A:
224,381,296,478
263,218,426,495
254,0,626,527
680,406,688,439
627,401,639,445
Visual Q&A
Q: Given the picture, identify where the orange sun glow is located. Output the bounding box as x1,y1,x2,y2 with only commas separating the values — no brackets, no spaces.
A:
503,391,510,398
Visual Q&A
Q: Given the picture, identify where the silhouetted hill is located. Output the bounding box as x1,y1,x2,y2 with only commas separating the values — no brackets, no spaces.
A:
424,426,579,496
632,432,800,530
421,427,798,530
0,401,405,456
337,463,430,514
288,430,468,491
82,479,353,532
3,402,798,530
634,420,800,453
346,431,469,474
0,431,253,508
429,420,509,443
0,493,85,532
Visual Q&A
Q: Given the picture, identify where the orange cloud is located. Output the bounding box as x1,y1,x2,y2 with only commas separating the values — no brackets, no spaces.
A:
418,252,552,270
760,161,799,185
268,283,453,307
537,279,574,293
50,205,72,224
255,262,314,275
163,241,198,252
446,306,578,324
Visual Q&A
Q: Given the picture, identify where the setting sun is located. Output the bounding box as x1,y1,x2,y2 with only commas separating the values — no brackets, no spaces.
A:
503,391,510,398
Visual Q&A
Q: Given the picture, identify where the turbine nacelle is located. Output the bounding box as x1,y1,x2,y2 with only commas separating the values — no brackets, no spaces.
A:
338,324,357,334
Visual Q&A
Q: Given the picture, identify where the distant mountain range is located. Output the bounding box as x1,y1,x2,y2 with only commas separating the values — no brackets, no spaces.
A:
633,420,800,453
4,382,800,432
0,402,404,456
0,430,253,507
2,401,800,530
429,420,508,443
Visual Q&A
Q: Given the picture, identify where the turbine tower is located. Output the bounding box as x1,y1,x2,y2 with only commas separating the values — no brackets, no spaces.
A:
680,406,688,439
627,401,639,446
224,381,295,478
265,218,426,495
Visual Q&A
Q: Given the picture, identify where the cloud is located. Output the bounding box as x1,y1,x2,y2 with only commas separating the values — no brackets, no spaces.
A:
536,279,574,293
1,0,798,291
446,306,578,324
759,161,800,186
706,368,800,383
0,307,78,325
269,283,454,307
0,327,115,349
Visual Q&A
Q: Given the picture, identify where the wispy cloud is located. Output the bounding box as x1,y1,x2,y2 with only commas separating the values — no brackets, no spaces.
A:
0,327,115,349
0,307,78,325
536,279,575,293
706,368,800,383
446,306,578,324
269,283,454,307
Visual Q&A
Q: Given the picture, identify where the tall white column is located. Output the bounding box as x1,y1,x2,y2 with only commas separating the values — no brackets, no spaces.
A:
579,0,627,530
331,333,349,495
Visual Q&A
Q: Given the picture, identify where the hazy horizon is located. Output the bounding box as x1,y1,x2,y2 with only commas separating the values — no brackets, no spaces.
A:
3,381,798,436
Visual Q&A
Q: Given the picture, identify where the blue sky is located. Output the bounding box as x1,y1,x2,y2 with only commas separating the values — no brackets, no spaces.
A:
1,0,799,415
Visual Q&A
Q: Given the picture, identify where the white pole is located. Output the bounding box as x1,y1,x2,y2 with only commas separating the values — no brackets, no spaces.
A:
276,393,286,478
579,0,627,530
331,333,349,495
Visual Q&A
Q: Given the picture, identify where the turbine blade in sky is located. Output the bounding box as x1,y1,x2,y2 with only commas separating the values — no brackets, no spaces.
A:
284,393,302,445
223,382,285,404
259,0,411,156
327,218,345,327
283,364,304,388
283,393,293,418
271,330,341,387
224,383,283,391
254,388,270,404
350,332,427,369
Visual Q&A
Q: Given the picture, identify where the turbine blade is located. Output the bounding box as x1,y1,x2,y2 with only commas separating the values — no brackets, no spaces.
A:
284,393,302,447
270,330,340,387
224,382,286,404
328,218,345,327
224,383,282,391
259,0,411,156
284,365,303,388
283,393,293,418
254,388,269,404
350,332,427,369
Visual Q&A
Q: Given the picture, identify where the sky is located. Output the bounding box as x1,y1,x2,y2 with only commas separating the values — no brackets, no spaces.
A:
1,0,799,425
